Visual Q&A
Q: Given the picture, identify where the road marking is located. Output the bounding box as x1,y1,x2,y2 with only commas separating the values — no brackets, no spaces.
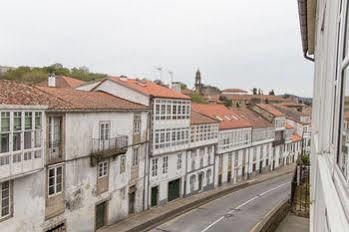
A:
200,181,290,232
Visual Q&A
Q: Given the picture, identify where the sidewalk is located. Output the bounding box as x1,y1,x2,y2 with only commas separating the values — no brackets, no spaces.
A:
99,164,295,232
275,214,309,232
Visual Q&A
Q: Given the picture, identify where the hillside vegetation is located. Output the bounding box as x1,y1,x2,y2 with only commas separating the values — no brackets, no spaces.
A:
0,64,106,83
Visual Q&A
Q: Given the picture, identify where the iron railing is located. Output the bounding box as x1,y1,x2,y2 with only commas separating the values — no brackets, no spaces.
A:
290,164,310,217
92,136,128,153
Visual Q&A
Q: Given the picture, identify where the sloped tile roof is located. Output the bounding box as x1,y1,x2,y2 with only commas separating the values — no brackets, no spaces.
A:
108,76,190,99
0,80,72,109
256,104,284,117
191,111,219,125
192,103,251,130
37,86,148,111
235,107,273,128
37,76,85,88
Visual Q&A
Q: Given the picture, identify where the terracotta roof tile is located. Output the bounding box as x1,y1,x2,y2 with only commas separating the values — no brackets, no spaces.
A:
191,111,219,125
37,76,85,88
256,104,284,117
0,80,72,109
192,103,251,130
37,86,148,111
235,107,273,128
108,76,190,99
291,133,302,142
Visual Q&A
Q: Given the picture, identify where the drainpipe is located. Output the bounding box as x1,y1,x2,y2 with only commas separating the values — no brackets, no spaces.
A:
142,111,150,211
184,150,188,197
146,97,153,210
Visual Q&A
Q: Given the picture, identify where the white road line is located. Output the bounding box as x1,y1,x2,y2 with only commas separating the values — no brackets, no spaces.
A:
200,181,291,232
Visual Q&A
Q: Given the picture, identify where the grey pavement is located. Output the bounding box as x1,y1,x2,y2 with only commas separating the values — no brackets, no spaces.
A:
151,174,292,232
99,164,295,232
275,214,309,232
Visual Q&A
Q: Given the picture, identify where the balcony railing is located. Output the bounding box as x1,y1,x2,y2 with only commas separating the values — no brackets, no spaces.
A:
273,138,285,147
90,135,128,166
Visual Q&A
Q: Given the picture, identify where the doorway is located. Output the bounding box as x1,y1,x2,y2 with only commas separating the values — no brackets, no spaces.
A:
151,186,159,207
227,171,232,183
259,161,263,174
129,192,135,214
168,179,180,202
198,173,203,191
96,201,107,230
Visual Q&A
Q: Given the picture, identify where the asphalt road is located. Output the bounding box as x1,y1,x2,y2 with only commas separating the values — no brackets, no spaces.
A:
151,174,292,232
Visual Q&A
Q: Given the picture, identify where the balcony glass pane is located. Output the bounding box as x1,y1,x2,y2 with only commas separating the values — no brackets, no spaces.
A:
1,112,10,132
339,66,349,179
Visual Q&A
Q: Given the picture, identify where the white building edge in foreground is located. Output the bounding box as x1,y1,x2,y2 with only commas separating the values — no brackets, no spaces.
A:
297,0,349,231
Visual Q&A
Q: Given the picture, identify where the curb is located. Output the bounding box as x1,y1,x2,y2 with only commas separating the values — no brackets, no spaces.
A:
249,199,290,232
130,168,294,232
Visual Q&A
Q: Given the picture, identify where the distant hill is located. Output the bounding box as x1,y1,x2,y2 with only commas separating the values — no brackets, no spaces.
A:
0,64,106,84
282,93,312,105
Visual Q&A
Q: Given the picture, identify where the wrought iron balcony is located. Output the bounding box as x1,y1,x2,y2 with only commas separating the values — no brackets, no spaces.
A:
90,135,128,166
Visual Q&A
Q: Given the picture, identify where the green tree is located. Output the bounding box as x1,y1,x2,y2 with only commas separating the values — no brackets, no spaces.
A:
269,89,275,95
190,92,207,103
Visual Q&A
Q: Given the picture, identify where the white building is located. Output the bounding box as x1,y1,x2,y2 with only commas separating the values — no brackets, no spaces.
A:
0,80,65,232
236,107,275,176
36,86,149,231
192,104,252,186
185,111,219,196
297,0,349,231
250,104,286,170
77,76,191,208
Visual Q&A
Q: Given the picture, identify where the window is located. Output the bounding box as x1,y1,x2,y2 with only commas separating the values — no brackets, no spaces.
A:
24,131,32,149
98,161,108,178
34,150,41,159
0,181,11,218
0,112,10,154
162,156,168,174
13,112,21,131
48,166,63,196
120,155,126,173
177,154,182,170
24,113,33,149
13,132,21,152
152,158,158,177
13,154,21,163
24,152,32,161
132,147,139,166
0,156,9,166
134,114,141,134
100,122,110,140
206,169,212,184
35,112,42,129
208,153,211,165
48,116,62,150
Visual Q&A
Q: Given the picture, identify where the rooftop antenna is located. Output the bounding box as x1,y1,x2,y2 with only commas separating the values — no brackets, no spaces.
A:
154,66,163,82
168,70,173,88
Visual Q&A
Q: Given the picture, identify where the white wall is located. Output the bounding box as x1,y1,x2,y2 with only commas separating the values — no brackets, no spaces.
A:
95,80,150,106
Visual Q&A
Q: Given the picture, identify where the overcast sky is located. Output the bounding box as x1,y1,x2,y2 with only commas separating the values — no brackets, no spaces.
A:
0,0,313,97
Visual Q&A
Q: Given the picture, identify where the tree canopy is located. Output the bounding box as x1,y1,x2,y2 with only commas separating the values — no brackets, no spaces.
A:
1,64,106,83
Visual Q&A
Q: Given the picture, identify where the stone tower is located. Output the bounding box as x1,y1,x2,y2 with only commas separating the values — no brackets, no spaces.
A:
195,69,202,94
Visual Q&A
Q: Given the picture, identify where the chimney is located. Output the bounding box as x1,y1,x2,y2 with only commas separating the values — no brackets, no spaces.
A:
48,73,56,87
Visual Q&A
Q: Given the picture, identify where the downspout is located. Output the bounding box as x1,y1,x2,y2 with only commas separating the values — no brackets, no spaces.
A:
142,111,150,211
146,97,153,209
